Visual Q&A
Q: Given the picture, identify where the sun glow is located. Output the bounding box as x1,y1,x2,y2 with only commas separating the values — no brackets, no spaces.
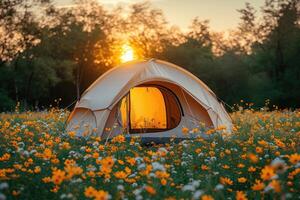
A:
120,43,135,62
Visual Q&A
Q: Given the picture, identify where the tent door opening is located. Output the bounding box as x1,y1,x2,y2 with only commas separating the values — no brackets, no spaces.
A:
119,85,182,134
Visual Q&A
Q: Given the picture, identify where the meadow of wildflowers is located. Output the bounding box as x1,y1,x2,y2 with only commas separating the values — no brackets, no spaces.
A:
0,107,299,200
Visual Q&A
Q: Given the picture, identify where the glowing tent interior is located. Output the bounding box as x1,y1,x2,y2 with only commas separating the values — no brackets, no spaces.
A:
66,59,232,142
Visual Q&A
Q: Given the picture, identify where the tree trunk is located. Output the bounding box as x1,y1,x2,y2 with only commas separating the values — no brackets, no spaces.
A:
25,71,34,110
76,63,81,101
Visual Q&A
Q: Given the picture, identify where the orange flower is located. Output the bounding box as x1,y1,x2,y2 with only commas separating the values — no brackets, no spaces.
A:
111,135,125,143
248,153,258,163
161,178,167,185
269,180,281,193
34,166,41,173
222,165,230,169
145,186,156,195
182,127,189,134
255,147,263,154
100,157,114,168
114,171,127,179
288,153,300,164
201,195,214,200
43,148,52,160
220,177,233,185
236,191,247,200
51,169,65,185
68,131,76,137
126,157,136,166
85,186,97,198
238,177,247,183
248,166,256,172
201,165,209,170
94,190,109,200
251,179,265,191
85,187,109,200
260,166,275,181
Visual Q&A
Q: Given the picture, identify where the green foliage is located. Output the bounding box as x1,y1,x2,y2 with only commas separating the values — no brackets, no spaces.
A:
0,89,14,111
0,0,299,110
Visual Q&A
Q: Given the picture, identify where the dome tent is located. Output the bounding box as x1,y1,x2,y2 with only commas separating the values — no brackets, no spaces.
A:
66,59,232,142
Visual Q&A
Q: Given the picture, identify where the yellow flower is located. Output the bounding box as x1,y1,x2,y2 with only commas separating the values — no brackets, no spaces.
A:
260,166,275,181
251,179,265,191
236,191,247,200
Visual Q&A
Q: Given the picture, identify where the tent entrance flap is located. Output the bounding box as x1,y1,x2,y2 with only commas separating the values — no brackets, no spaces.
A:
119,85,181,133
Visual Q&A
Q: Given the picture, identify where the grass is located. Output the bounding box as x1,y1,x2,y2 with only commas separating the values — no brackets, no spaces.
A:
0,106,299,200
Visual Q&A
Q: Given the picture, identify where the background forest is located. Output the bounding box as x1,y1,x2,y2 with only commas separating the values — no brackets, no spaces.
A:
0,0,299,111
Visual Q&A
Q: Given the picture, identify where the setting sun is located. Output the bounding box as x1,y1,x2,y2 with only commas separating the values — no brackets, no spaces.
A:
120,43,135,62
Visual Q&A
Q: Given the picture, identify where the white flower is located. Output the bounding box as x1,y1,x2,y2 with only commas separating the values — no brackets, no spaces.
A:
158,147,168,154
193,190,204,199
135,157,143,164
132,183,137,187
182,184,195,191
152,162,165,171
128,173,136,178
215,184,224,190
271,157,286,166
80,146,86,151
181,161,187,167
137,163,146,170
198,153,204,157
30,150,37,155
133,189,141,195
0,183,8,190
117,185,124,191
0,193,6,200
210,157,217,162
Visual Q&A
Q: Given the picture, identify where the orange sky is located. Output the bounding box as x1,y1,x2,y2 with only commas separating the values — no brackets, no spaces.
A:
56,0,265,31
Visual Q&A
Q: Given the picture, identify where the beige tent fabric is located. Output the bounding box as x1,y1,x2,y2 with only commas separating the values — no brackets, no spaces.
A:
67,59,232,138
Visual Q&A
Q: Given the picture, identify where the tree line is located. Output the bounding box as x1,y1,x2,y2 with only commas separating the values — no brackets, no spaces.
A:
0,0,299,111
